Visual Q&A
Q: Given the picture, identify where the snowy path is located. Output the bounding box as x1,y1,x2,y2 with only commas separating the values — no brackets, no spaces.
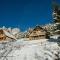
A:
0,39,60,60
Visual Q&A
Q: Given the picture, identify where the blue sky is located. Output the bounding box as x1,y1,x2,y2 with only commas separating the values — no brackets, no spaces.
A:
0,0,60,31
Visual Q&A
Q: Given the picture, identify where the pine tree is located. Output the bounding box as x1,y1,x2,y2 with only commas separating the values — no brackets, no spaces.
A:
52,2,60,35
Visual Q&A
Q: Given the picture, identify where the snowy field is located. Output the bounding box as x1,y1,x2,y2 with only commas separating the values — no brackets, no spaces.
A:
0,39,60,60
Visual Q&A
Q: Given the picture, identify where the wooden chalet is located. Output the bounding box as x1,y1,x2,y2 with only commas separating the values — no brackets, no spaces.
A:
0,29,16,41
29,26,47,40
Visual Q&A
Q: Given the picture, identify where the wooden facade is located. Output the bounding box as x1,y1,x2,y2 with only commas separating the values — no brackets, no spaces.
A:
0,29,6,40
29,26,47,40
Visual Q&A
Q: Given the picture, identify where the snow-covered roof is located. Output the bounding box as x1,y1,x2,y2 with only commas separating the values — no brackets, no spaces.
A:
3,30,17,40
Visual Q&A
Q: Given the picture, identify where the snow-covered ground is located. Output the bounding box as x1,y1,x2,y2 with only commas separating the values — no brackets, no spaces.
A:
0,39,60,60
